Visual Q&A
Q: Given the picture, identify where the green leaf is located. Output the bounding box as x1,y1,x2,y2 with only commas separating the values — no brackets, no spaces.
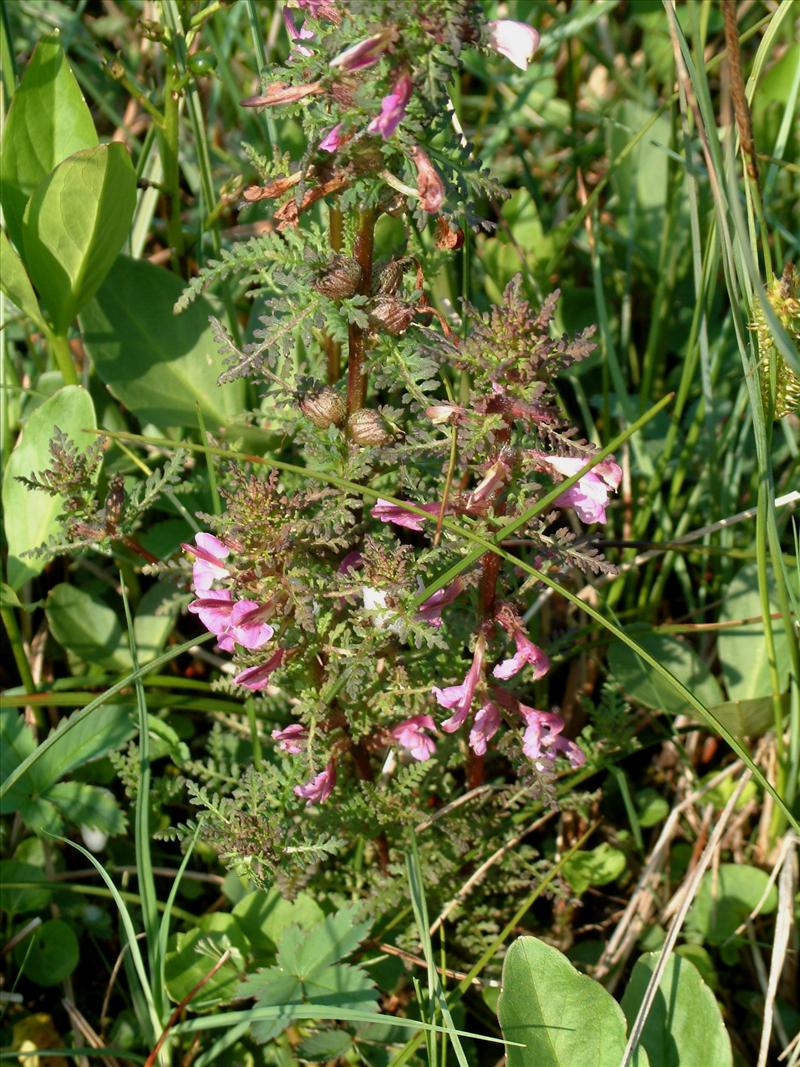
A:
705,695,780,738
21,143,136,334
80,256,246,429
297,1029,355,1061
233,888,324,956
2,384,97,589
608,629,724,718
0,710,37,814
562,843,627,897
717,562,798,701
636,789,669,828
0,230,45,329
0,860,52,915
46,781,127,836
133,581,180,662
685,863,777,950
497,936,649,1067
303,963,378,1011
0,35,97,248
165,913,249,1011
46,582,129,669
621,952,732,1067
239,967,303,1043
34,704,133,792
278,905,373,978
13,918,80,987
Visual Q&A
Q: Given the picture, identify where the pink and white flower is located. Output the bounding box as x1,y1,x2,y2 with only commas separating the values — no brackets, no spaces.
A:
493,626,550,681
330,30,392,72
371,498,440,532
283,8,314,56
188,592,274,652
181,532,230,592
234,648,288,690
294,760,336,805
487,20,540,71
416,578,463,628
469,702,501,756
272,723,308,754
391,715,437,761
432,635,486,733
319,123,345,152
520,705,585,769
368,72,413,138
530,452,622,524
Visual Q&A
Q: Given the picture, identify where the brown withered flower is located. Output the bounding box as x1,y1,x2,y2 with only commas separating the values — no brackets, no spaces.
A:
240,81,325,108
368,296,416,335
409,145,446,214
313,255,363,299
299,385,347,428
347,409,392,446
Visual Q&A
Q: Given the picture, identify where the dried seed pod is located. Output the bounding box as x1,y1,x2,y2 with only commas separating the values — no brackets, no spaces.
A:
299,385,346,428
750,263,800,418
371,259,406,296
368,296,415,335
435,216,465,250
313,254,363,299
347,409,392,446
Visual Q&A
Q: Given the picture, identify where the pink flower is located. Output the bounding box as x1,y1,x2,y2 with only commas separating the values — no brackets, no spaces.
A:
234,648,288,690
520,706,585,769
330,30,392,72
338,550,363,573
416,579,463,627
368,72,413,138
487,19,540,71
188,593,274,652
432,635,486,732
283,8,314,55
530,452,622,524
465,457,511,512
391,715,437,761
181,532,230,592
319,123,345,152
410,145,445,214
469,702,501,756
425,403,464,425
294,760,336,805
371,498,440,532
272,723,308,754
493,627,550,681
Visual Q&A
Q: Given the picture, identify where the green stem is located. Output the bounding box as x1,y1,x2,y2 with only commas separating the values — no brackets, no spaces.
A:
1,606,35,691
159,64,184,271
246,697,262,771
346,207,376,417
48,331,78,385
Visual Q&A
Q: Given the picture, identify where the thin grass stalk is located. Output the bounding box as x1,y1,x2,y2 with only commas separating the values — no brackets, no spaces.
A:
119,579,161,1027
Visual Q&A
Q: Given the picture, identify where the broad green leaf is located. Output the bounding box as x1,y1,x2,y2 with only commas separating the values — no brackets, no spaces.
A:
608,629,724,718
278,905,372,978
0,34,97,248
233,888,324,955
562,843,627,896
239,967,303,1043
0,710,38,814
621,952,732,1067
50,782,126,835
133,581,180,662
46,582,129,670
706,695,781,738
636,789,669,828
497,936,649,1067
686,864,777,950
13,918,79,987
303,963,378,1010
717,562,797,701
22,144,136,334
0,860,52,915
80,256,246,429
2,385,97,589
32,704,134,793
0,230,45,329
165,913,249,1011
296,1029,355,1061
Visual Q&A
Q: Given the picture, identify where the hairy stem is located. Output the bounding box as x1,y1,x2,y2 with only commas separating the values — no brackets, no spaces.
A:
346,207,376,417
325,201,344,383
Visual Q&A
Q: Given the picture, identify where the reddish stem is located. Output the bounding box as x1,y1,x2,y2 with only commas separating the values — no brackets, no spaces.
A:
346,207,376,417
325,202,344,383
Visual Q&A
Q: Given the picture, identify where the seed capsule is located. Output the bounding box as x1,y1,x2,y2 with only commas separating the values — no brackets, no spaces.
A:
347,409,392,446
372,259,406,296
312,255,363,299
299,385,346,428
368,296,415,335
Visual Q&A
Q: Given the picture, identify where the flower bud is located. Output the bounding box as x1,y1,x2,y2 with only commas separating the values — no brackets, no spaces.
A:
240,81,323,108
368,296,415,335
347,409,392,446
409,145,445,214
313,255,363,299
372,259,406,296
299,385,346,428
425,402,464,425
